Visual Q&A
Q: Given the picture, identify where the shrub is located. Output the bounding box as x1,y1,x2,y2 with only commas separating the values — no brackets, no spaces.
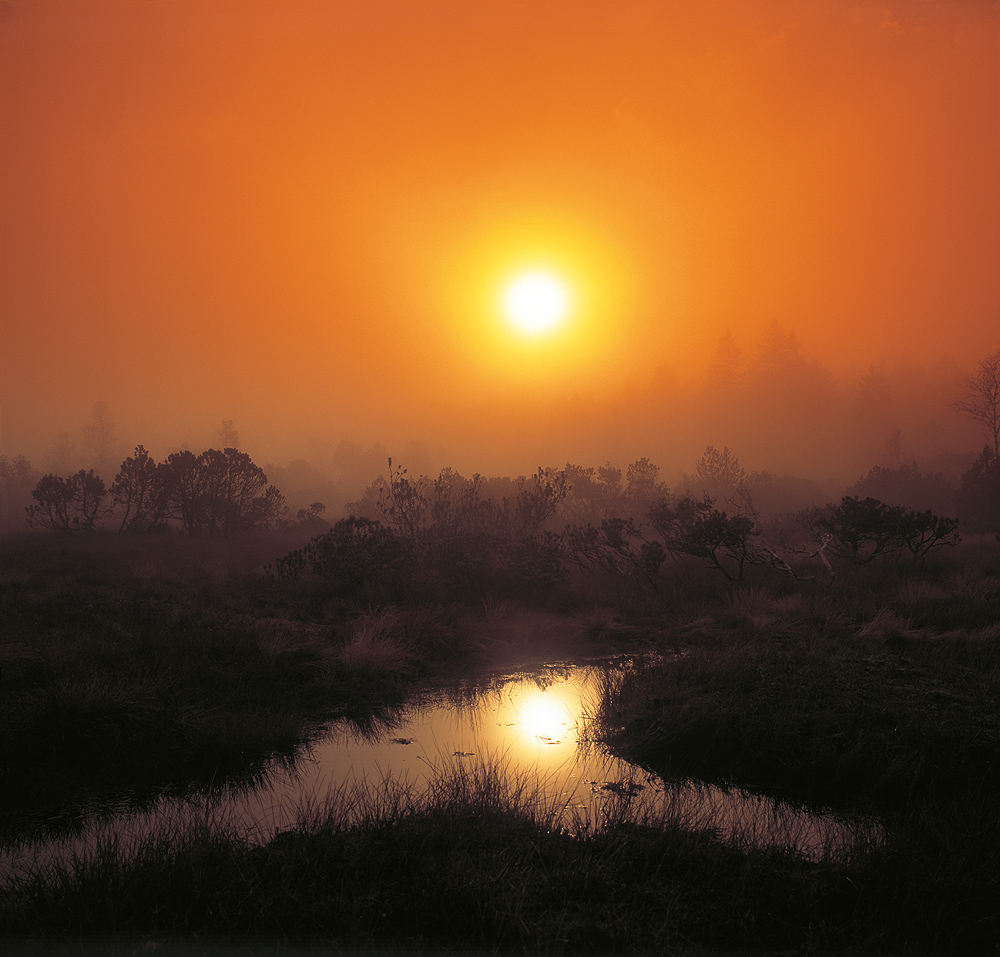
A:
563,518,665,591
161,448,285,537
110,445,171,534
804,496,960,565
648,495,760,582
25,470,111,533
300,516,410,595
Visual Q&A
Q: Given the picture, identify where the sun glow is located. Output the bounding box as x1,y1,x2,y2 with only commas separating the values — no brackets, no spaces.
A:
503,271,569,333
438,216,636,396
518,692,571,744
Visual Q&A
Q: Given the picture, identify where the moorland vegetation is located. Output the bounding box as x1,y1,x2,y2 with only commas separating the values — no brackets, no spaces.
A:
1,432,999,953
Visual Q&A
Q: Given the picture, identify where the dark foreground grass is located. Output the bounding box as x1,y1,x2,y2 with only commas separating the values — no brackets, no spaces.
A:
593,560,1000,809
586,554,1000,954
0,760,950,955
4,533,1000,952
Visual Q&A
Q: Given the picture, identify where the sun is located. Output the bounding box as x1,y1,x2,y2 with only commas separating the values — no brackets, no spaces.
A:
503,271,569,333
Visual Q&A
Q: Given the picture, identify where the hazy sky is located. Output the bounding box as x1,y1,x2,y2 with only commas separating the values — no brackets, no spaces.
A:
2,0,998,474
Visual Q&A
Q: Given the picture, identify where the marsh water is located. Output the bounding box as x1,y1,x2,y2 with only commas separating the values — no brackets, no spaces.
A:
0,658,877,879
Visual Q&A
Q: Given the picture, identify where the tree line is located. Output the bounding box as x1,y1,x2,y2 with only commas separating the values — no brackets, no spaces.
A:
5,432,1000,556
21,446,287,537
5,349,999,547
265,442,1000,606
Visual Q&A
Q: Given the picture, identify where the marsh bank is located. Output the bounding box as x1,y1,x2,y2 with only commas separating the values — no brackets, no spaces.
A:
1,532,998,953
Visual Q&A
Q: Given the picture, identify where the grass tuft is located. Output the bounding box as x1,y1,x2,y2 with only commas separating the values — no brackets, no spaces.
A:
335,623,415,679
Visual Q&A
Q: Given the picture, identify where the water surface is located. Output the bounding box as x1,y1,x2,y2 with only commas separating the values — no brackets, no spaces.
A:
0,658,877,879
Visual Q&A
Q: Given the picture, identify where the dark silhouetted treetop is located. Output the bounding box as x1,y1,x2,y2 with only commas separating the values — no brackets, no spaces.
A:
302,516,410,593
160,447,283,537
647,493,760,582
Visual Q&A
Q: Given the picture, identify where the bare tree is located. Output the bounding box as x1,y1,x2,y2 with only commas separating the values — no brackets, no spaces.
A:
82,402,121,477
956,351,1000,454
216,419,240,448
45,430,78,474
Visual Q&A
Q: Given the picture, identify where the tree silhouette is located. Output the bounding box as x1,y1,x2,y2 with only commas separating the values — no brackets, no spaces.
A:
216,419,240,448
955,351,1000,454
162,447,279,537
82,401,120,477
805,496,959,565
26,470,111,533
110,445,170,533
0,454,39,530
162,450,204,536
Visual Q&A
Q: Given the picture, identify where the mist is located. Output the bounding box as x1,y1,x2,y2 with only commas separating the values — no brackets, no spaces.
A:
2,0,997,513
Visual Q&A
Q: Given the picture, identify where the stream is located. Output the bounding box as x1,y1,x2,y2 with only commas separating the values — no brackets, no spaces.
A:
0,657,878,880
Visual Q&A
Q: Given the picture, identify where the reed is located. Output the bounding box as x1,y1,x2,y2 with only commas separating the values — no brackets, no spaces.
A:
2,754,994,953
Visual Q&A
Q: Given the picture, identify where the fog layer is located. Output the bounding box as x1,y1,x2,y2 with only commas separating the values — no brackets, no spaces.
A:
2,1,997,486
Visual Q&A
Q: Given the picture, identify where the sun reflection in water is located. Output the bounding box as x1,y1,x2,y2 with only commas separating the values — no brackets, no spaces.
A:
516,691,573,745
0,663,881,879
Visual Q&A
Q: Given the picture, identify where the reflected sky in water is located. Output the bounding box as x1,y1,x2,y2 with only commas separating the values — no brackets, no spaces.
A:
0,660,879,880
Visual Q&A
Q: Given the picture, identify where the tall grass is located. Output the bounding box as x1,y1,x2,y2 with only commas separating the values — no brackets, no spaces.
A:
0,759,918,952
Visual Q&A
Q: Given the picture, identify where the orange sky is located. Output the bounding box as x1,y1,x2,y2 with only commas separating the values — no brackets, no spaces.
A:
2,0,998,478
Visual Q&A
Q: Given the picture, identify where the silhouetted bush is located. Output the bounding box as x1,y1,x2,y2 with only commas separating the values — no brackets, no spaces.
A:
803,496,960,565
161,448,284,537
26,469,111,533
283,501,329,535
649,494,760,582
298,516,411,595
560,462,628,524
565,493,767,587
276,463,573,602
110,445,171,534
564,517,666,591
